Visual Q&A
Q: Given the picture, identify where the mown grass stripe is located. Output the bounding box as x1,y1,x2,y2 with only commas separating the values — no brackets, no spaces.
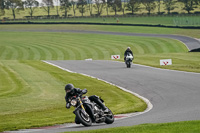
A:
149,39,166,53
14,45,27,60
2,45,17,60
42,45,58,60
0,63,25,98
29,44,46,60
0,63,13,96
69,38,108,59
57,41,82,60
25,42,43,60
54,37,93,60
0,46,6,59
35,44,53,60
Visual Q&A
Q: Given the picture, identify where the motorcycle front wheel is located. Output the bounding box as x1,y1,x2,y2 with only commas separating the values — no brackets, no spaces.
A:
126,62,131,68
105,108,114,124
75,108,92,126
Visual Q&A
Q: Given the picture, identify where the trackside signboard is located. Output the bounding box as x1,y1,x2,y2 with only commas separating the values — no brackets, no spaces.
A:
160,59,172,66
111,55,120,59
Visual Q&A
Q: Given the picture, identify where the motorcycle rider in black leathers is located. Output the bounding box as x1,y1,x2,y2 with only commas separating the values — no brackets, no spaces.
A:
65,84,109,113
124,47,133,61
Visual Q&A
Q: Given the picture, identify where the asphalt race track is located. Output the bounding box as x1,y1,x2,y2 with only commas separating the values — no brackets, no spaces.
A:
5,30,200,133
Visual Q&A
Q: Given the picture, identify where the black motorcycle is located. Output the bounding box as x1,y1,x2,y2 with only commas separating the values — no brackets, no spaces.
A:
69,89,114,126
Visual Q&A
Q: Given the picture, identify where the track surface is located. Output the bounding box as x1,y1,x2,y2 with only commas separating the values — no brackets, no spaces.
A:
13,60,199,133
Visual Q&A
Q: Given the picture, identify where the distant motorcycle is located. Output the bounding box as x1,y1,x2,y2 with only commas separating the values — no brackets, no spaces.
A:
125,53,134,68
69,89,114,126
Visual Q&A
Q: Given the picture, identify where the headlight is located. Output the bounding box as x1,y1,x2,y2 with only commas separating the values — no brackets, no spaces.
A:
71,99,77,106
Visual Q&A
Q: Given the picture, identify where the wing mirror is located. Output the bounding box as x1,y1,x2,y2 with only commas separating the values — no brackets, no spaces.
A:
82,89,87,94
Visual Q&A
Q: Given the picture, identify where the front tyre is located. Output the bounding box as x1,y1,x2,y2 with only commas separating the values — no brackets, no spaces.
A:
75,109,92,126
75,116,80,124
105,108,114,124
127,62,131,68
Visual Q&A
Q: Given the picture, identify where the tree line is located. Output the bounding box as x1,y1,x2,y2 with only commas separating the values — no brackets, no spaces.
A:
0,0,200,20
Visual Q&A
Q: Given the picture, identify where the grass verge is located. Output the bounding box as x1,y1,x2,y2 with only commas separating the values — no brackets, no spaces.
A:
65,120,200,133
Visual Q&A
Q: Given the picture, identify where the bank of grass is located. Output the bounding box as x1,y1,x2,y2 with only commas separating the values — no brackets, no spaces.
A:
65,120,200,133
0,60,146,132
0,30,199,73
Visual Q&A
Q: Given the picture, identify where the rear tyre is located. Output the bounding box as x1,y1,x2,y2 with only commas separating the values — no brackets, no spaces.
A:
75,109,92,126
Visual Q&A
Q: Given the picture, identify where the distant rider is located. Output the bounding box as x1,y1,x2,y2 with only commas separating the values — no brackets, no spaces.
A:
124,47,133,61
65,83,109,113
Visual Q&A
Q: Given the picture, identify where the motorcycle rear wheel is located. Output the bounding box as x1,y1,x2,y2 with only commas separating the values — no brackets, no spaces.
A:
75,109,92,126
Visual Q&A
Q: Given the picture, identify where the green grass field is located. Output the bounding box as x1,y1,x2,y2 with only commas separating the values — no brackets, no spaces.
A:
65,120,200,133
0,25,200,132
0,31,188,60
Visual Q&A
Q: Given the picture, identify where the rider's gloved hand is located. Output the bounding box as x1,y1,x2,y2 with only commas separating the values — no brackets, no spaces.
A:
66,103,70,109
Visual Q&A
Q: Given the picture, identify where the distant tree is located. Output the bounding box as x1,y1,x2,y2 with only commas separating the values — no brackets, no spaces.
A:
24,0,39,18
156,0,161,14
77,0,87,16
41,0,54,17
178,0,199,13
0,0,5,8
60,0,71,18
71,0,76,16
196,0,200,9
195,0,200,4
5,0,24,19
0,0,5,16
163,0,177,14
54,0,60,15
106,0,112,15
87,0,93,16
108,0,122,15
127,0,141,15
94,0,106,16
141,0,156,15
121,0,128,15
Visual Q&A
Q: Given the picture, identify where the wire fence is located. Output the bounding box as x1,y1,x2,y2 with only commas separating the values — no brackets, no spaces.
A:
173,16,200,26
